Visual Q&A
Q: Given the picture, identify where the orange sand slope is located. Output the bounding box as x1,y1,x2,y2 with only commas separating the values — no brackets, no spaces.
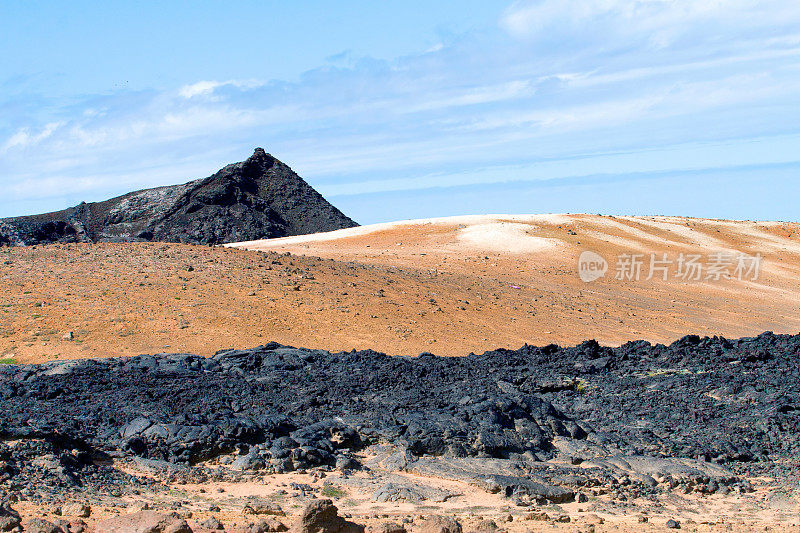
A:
1,214,798,363
230,214,800,344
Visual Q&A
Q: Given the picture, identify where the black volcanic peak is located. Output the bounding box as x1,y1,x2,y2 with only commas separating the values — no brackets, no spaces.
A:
0,148,358,246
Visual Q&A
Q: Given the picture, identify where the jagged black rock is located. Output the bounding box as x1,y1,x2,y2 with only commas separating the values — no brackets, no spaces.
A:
0,148,357,246
0,331,797,481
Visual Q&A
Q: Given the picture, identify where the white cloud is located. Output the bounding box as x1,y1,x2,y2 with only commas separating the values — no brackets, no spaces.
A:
500,0,800,49
1,0,799,219
178,79,264,98
320,133,800,196
2,122,62,152
403,80,534,113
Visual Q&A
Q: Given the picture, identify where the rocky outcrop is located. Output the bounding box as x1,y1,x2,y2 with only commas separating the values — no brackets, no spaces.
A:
295,500,364,533
0,501,21,532
0,148,357,246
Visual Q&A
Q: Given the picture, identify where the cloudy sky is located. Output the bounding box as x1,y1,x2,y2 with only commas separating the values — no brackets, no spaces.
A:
2,0,799,223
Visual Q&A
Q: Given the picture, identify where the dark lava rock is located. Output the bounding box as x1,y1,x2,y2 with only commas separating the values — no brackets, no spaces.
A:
0,332,798,497
666,518,681,529
0,148,357,246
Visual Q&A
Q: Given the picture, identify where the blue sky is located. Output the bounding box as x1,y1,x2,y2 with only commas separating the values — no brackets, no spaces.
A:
1,0,799,223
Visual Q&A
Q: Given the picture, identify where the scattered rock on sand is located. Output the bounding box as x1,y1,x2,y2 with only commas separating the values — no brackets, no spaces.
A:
62,502,91,518
95,510,192,533
468,519,498,533
243,499,285,516
416,516,462,533
258,517,288,532
237,517,289,533
22,518,63,533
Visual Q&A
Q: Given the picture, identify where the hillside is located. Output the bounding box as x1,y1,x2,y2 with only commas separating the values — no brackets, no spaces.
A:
0,148,357,246
2,214,799,363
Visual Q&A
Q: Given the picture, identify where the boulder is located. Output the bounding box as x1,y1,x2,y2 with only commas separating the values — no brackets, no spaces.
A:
196,516,224,531
376,523,406,533
294,499,364,533
0,502,21,532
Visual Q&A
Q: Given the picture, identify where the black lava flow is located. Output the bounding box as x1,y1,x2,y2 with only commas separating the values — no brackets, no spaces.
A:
0,332,798,480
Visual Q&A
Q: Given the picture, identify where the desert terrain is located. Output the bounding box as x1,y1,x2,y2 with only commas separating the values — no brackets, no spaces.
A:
1,213,799,532
2,214,799,364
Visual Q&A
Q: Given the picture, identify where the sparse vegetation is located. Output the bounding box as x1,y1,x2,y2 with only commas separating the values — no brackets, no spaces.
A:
0,358,16,365
320,485,347,499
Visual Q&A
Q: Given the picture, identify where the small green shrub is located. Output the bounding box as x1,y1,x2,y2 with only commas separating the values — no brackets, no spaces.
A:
320,485,347,499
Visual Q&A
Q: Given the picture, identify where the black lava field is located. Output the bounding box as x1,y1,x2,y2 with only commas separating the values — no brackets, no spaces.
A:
1,332,798,486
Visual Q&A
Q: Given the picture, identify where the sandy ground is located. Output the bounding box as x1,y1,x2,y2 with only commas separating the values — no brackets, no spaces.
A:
12,453,800,532
1,214,800,363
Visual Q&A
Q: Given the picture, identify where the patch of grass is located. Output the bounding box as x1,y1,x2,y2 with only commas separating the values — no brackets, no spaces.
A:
31,314,41,319
0,358,16,365
320,485,347,499
575,379,588,394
